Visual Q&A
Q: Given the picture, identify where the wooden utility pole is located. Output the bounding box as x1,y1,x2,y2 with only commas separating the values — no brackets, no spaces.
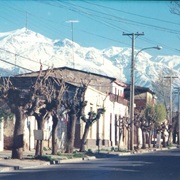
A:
122,32,144,150
174,87,180,145
164,75,178,144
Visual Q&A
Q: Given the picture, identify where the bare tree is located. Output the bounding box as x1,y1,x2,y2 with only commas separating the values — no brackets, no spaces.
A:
80,108,105,152
48,79,66,155
152,70,176,145
0,77,43,159
30,71,66,156
62,83,88,153
0,66,62,159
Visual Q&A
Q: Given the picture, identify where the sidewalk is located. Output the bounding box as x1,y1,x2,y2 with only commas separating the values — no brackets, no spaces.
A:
0,150,96,172
0,146,178,172
0,150,50,172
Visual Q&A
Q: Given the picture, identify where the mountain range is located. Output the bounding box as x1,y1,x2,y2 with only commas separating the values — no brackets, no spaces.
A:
0,28,179,91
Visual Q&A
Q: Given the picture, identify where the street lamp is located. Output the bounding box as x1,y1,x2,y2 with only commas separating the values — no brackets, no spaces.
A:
130,45,162,151
66,20,79,69
135,46,162,58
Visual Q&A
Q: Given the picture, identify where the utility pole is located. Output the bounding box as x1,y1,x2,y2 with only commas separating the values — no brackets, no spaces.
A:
179,88,180,145
174,87,180,145
26,11,28,31
66,20,79,69
123,32,144,151
164,75,178,144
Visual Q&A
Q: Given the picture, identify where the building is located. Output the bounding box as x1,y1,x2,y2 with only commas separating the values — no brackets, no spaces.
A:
1,67,129,151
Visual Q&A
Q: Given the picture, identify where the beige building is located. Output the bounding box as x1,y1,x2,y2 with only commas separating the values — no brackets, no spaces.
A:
3,67,129,151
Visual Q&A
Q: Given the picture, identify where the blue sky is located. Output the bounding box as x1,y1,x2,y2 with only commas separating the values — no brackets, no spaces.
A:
0,0,179,56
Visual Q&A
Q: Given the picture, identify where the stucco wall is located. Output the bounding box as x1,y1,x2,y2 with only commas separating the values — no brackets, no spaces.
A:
80,85,128,150
0,121,3,151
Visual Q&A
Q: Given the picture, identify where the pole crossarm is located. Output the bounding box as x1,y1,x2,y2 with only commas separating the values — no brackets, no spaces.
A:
123,32,144,39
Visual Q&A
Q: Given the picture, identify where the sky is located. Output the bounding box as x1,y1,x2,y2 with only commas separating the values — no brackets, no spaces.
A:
0,0,179,57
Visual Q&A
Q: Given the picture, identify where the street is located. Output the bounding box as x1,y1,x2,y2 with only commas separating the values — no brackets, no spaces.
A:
0,148,180,180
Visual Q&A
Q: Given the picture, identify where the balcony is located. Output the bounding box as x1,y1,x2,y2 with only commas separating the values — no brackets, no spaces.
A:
109,93,128,106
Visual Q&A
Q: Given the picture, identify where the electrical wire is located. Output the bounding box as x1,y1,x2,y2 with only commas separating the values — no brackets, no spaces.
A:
84,0,180,26
0,58,33,72
59,1,180,34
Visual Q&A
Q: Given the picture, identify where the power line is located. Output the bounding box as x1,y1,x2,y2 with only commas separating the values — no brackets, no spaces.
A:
84,0,180,26
0,58,33,72
0,47,49,67
60,1,180,35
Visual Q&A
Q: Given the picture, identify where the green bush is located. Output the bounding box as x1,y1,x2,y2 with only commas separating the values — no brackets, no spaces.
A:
43,147,48,151
57,151,61,156
35,155,56,161
87,149,93,153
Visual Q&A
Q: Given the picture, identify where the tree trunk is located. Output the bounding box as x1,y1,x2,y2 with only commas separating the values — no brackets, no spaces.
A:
148,130,152,148
66,112,76,153
142,129,146,149
35,117,45,156
127,127,130,150
136,127,140,150
118,131,122,151
168,129,173,145
173,130,176,144
80,122,90,152
162,132,166,147
52,115,58,155
11,107,25,159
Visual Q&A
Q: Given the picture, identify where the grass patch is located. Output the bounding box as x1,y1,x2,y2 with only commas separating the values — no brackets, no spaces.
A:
35,155,57,161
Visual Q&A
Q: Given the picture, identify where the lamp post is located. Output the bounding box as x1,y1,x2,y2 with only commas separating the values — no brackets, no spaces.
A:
66,20,79,69
135,46,162,59
130,45,162,151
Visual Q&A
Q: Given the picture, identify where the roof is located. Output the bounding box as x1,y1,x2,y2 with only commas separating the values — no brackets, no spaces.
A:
17,66,127,88
18,66,116,80
124,84,155,95
113,79,127,87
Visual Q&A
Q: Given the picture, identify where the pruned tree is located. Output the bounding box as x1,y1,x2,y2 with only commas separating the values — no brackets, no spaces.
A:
27,68,56,156
0,100,13,122
62,83,88,153
154,103,167,147
172,112,179,144
47,78,66,155
30,70,66,156
80,108,105,152
0,66,61,159
116,116,128,151
134,109,143,149
144,105,156,148
0,77,42,159
152,70,177,145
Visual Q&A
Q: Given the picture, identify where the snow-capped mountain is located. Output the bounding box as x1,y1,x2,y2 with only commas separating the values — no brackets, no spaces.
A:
0,28,179,90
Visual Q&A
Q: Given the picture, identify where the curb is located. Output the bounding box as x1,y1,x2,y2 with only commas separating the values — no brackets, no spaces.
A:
0,161,51,172
117,146,178,156
22,161,51,169
58,156,95,163
0,167,15,172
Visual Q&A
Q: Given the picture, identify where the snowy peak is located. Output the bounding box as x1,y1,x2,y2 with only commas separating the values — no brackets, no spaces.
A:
1,28,52,45
54,38,80,49
0,27,179,90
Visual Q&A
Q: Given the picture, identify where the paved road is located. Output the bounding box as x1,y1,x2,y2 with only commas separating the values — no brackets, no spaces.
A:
0,148,180,180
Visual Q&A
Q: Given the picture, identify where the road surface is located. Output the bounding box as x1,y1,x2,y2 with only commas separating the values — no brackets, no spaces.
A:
0,148,180,180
